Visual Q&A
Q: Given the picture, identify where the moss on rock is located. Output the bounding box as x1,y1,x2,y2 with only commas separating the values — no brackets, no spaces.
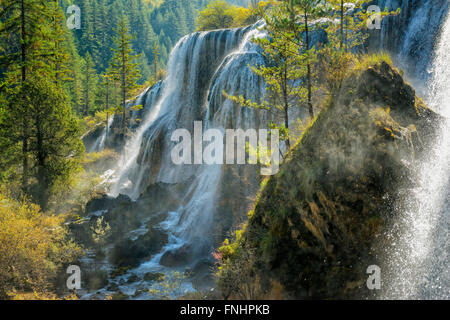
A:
218,61,438,299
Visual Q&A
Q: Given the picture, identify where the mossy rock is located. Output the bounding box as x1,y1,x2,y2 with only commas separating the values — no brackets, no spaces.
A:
127,274,139,283
143,272,165,282
110,291,129,300
84,269,109,291
110,266,132,278
220,62,439,299
109,226,168,267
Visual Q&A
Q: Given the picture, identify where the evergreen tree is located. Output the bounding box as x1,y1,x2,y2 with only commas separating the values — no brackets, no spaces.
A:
224,5,311,150
24,75,83,209
109,16,141,139
284,0,321,118
0,1,83,207
152,42,160,83
81,52,98,115
48,0,72,84
0,0,53,191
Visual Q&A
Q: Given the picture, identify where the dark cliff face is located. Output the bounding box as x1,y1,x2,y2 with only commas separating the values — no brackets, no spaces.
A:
219,62,438,299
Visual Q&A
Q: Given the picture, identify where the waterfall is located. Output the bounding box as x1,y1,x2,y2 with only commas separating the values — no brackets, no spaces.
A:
109,82,163,197
381,7,450,300
87,115,114,153
105,22,269,258
89,24,271,299
109,26,258,199
375,0,448,87
98,115,114,151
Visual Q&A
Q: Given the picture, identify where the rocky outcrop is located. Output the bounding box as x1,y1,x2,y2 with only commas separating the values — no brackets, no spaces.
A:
82,123,106,153
110,226,168,268
218,61,439,299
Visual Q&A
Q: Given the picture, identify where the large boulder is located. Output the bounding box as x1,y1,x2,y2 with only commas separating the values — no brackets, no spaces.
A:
109,226,168,268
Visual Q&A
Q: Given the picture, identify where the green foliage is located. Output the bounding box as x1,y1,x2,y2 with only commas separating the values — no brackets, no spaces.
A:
90,216,111,246
81,53,98,115
148,271,189,299
1,73,84,209
152,42,160,82
196,0,239,31
109,16,142,136
196,0,274,31
224,2,318,149
353,52,394,73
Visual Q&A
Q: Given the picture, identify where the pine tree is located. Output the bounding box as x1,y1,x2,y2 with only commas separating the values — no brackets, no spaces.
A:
109,16,141,140
26,75,83,209
81,53,98,116
0,1,83,207
285,0,321,118
224,5,311,150
48,0,72,84
0,0,52,192
152,42,160,83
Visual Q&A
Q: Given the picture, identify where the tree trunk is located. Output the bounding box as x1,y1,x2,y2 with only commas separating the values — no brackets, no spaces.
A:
36,116,48,210
340,0,344,50
283,63,290,150
305,10,314,119
154,58,157,82
21,0,29,193
122,44,126,139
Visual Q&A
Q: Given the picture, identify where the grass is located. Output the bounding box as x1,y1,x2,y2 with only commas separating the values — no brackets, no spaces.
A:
352,52,394,74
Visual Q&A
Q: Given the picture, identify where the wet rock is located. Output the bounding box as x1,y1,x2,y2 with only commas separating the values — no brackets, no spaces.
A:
85,193,131,214
143,272,165,282
107,283,119,291
84,269,108,291
109,226,168,267
190,259,216,291
82,124,106,153
159,244,198,267
159,240,212,268
159,247,192,267
110,266,132,278
110,291,128,300
127,274,139,283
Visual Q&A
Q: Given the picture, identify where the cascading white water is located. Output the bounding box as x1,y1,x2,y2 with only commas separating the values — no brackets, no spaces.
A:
381,8,450,300
377,0,448,87
93,24,272,299
87,116,114,153
98,115,114,151
109,26,256,199
109,82,163,197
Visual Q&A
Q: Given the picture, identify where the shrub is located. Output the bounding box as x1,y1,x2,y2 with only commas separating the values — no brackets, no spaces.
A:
0,192,83,299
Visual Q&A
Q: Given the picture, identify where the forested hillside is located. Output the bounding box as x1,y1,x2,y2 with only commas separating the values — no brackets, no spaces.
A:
54,0,219,115
1,0,250,117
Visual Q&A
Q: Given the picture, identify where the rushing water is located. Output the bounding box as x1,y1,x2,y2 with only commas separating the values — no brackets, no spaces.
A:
89,24,271,299
381,7,450,300
87,115,114,153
